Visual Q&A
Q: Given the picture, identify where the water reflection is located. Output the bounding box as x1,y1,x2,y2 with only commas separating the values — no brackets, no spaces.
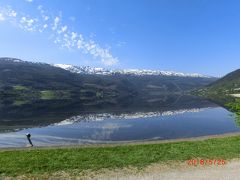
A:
0,95,215,132
0,107,239,148
1,95,240,148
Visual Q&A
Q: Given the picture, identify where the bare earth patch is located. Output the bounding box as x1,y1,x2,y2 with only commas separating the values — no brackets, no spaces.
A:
87,159,240,180
2,159,240,180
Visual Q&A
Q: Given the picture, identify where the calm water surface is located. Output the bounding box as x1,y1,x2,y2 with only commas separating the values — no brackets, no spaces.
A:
0,105,239,148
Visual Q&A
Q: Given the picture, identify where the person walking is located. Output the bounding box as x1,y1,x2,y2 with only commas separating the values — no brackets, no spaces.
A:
26,133,33,147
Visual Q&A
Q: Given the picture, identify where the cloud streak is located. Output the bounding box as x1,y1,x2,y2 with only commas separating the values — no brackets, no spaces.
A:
25,0,33,3
0,5,118,66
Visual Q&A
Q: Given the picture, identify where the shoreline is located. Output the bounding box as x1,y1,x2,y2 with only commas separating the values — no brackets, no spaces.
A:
1,133,239,177
1,131,240,151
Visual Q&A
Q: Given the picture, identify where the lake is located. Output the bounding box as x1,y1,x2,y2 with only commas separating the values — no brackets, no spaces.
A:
0,95,239,147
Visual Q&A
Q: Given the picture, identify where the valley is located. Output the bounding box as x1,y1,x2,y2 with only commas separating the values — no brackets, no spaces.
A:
1,1,240,178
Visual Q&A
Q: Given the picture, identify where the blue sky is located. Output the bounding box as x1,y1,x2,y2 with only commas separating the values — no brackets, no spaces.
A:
0,0,240,76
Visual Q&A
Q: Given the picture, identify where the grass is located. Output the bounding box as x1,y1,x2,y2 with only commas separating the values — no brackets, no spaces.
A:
40,90,57,100
195,89,240,127
13,100,29,106
0,135,240,177
40,90,71,100
225,98,240,112
13,85,29,91
225,98,240,127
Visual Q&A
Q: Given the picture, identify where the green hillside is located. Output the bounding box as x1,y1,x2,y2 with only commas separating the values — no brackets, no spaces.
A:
0,58,135,103
195,69,240,98
194,69,240,126
0,58,216,104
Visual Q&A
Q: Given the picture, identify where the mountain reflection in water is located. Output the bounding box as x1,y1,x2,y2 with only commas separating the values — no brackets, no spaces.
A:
0,95,239,148
0,95,215,132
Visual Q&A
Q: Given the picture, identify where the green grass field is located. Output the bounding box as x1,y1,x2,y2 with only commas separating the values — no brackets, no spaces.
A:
0,135,240,177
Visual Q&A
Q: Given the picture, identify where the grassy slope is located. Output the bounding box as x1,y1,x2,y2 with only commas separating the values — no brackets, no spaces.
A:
0,135,240,176
193,68,240,105
225,98,240,126
225,98,240,113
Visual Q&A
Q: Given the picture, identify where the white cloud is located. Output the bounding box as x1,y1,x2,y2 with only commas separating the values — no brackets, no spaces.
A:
0,13,5,21
8,10,17,17
19,17,37,31
37,5,49,21
0,5,118,66
0,8,17,21
58,25,67,34
102,56,118,66
52,16,60,30
37,5,42,10
44,16,49,21
21,17,34,26
25,0,33,2
71,32,77,40
77,38,84,49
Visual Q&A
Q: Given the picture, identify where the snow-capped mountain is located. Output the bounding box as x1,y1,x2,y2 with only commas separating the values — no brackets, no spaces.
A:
1,57,23,63
54,64,211,78
0,58,211,78
0,57,49,66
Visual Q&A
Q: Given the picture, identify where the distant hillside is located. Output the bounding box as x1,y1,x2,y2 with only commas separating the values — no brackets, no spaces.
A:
194,69,240,104
0,58,135,105
196,69,240,95
0,57,217,106
0,58,83,90
208,69,240,93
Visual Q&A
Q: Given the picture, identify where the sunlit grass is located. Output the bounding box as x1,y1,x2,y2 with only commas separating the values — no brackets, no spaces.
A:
0,135,239,177
225,98,240,127
13,85,29,91
40,90,57,100
13,100,29,106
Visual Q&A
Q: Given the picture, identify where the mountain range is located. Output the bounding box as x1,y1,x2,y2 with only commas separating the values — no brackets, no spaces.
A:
3,57,240,131
53,63,212,78
0,57,218,106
